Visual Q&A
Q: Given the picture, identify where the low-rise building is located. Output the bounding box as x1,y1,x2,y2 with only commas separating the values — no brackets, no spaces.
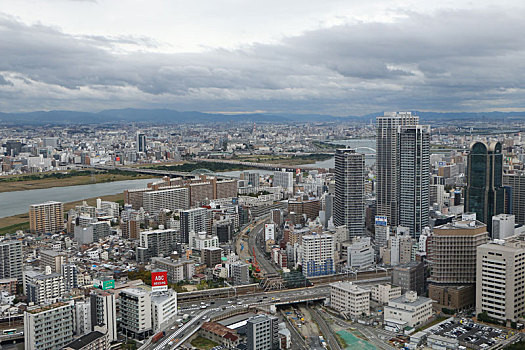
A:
63,330,109,350
370,284,402,304
151,257,196,283
383,291,433,331
200,322,240,349
330,281,370,318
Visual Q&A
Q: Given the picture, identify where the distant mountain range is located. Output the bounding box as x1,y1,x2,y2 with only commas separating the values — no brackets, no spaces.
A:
1,108,525,125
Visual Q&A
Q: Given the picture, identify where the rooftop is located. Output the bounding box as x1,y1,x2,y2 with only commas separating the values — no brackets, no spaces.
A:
63,331,105,349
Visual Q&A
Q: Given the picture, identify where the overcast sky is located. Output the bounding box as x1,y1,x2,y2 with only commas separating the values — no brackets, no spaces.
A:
1,0,525,115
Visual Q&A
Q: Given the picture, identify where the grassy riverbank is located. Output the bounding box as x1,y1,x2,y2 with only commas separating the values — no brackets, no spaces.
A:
232,153,333,165
0,170,155,193
0,193,123,235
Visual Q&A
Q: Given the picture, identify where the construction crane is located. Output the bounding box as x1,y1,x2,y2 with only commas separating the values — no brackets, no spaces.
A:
251,247,261,278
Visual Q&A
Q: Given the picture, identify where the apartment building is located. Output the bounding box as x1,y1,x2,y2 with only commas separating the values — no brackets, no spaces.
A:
0,240,23,281
29,201,64,234
136,229,178,263
151,257,196,283
24,270,65,305
301,234,335,277
246,314,279,350
40,249,67,273
142,187,189,215
24,302,75,350
90,289,117,342
119,288,152,340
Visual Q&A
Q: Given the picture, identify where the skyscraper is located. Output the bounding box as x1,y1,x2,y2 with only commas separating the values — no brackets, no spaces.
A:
465,141,506,233
503,171,525,225
334,148,365,238
136,132,146,152
399,125,430,238
376,112,419,228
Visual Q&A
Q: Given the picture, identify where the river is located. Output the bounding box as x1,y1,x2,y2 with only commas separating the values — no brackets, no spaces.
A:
0,178,156,219
1,139,376,219
311,138,376,168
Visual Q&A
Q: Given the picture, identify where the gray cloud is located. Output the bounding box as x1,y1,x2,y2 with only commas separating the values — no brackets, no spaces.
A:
1,9,525,114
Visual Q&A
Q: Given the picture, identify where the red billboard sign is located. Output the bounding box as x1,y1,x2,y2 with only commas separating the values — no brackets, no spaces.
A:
151,271,168,291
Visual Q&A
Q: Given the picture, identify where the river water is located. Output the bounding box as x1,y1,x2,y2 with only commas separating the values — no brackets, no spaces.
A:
0,178,156,219
1,139,376,219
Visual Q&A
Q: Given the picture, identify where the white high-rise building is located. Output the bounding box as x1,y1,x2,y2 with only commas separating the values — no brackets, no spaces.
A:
151,290,178,332
347,237,374,268
334,149,365,238
273,170,294,192
24,301,75,350
476,236,525,324
74,300,92,336
492,214,515,240
301,234,335,277
143,187,189,215
119,288,152,340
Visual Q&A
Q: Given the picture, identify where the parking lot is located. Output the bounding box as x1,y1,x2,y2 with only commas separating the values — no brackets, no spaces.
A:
431,319,511,349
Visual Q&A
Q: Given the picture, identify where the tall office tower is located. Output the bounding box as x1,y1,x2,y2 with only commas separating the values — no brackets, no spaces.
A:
180,207,208,243
476,237,525,325
399,125,430,238
301,234,335,277
137,132,146,152
29,201,64,234
273,170,293,192
119,288,152,340
376,112,419,228
0,240,22,281
334,149,365,238
24,302,75,350
90,290,117,341
246,314,279,350
427,218,489,312
503,171,525,225
465,141,506,233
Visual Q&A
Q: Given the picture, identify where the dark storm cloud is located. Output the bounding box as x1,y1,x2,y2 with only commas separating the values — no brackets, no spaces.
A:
1,9,525,114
